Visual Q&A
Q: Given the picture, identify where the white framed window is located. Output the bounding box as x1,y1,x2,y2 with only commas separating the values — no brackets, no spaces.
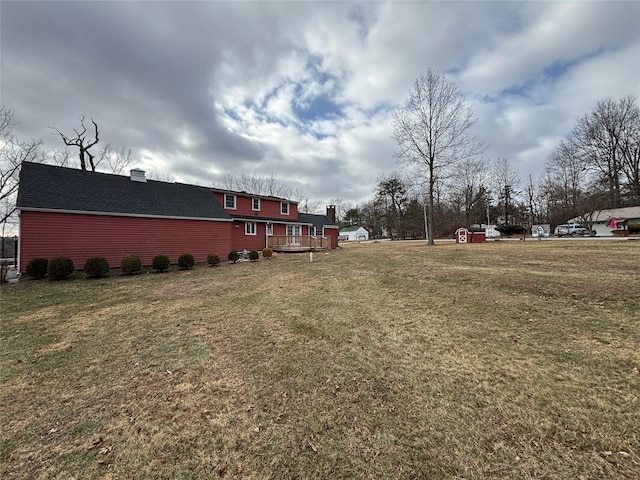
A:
286,224,301,246
310,226,324,236
225,194,236,210
281,202,289,215
286,225,301,236
266,223,273,236
245,222,257,235
252,198,260,211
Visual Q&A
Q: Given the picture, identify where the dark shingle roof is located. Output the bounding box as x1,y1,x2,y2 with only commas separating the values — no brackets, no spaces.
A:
17,162,231,220
298,213,337,227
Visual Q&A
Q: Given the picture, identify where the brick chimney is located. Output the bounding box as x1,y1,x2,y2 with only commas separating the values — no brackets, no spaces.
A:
326,205,336,223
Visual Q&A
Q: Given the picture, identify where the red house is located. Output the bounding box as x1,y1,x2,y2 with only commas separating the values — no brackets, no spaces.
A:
16,162,338,272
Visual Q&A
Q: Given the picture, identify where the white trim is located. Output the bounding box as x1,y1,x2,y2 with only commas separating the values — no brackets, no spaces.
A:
224,194,237,210
18,207,233,222
232,218,308,226
252,198,261,211
245,221,257,235
281,202,289,215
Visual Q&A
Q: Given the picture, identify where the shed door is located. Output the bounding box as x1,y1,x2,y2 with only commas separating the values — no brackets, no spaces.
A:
458,230,468,243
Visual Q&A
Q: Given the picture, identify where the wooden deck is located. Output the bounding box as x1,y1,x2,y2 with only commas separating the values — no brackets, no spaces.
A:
267,235,330,252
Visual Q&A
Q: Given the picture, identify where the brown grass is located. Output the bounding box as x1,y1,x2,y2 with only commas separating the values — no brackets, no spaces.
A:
1,240,639,479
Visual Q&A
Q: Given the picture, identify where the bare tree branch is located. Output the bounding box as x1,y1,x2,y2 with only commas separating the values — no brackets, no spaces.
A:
49,115,100,171
392,68,485,244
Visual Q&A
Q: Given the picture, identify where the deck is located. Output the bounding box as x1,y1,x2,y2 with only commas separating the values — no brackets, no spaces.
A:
267,235,330,252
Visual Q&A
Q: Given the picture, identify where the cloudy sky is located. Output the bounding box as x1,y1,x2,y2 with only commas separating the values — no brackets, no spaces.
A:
2,1,639,208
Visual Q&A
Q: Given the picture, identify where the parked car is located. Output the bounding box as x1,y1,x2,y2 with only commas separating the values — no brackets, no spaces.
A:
554,223,588,237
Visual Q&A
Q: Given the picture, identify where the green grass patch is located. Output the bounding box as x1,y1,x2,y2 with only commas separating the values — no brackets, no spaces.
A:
1,241,639,478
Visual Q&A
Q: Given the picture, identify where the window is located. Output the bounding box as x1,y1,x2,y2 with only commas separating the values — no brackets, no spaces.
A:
286,225,301,245
310,226,323,236
252,198,260,211
286,225,301,236
245,222,257,235
266,223,273,236
225,194,236,209
281,202,289,215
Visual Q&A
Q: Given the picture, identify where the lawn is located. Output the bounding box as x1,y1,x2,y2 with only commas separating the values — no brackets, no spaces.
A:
1,240,639,479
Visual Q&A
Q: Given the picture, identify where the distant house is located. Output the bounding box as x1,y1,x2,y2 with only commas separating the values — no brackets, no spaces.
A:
16,162,338,271
568,206,640,236
339,226,369,242
531,224,551,237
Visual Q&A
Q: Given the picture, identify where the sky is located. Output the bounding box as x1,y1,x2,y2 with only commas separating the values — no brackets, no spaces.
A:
1,1,639,209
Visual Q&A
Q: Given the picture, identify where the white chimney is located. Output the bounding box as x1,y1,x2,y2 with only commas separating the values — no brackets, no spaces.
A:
130,169,147,183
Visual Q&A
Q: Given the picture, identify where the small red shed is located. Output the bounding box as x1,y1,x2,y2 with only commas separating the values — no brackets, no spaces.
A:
455,227,486,244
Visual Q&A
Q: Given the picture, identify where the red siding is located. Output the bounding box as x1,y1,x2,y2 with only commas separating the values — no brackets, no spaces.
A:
324,228,339,249
213,192,299,219
19,211,232,272
231,220,268,252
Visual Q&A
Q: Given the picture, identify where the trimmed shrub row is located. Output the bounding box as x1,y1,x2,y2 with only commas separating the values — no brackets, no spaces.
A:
26,257,48,279
25,249,266,280
26,256,75,280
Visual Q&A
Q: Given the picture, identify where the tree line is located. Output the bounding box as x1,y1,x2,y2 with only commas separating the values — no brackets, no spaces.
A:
2,79,638,242
336,70,638,240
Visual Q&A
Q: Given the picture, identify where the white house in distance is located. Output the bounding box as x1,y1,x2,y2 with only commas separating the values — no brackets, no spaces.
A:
339,226,369,241
568,206,640,236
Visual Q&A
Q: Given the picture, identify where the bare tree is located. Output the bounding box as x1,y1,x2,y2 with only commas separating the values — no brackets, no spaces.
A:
299,198,324,215
450,157,490,225
492,157,520,225
49,147,73,167
392,69,485,245
569,95,639,208
97,143,136,174
50,115,100,171
216,172,315,204
619,99,640,202
327,197,352,224
147,171,176,183
547,139,590,211
0,106,44,227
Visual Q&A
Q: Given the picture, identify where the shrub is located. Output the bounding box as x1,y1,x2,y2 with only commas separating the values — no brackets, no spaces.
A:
228,251,239,263
262,247,273,259
152,254,170,272
84,256,109,278
48,256,74,280
26,257,48,279
248,249,259,261
629,223,640,235
207,252,220,266
120,254,141,275
178,253,195,270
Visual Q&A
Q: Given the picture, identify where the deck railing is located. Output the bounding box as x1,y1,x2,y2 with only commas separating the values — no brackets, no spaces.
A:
267,235,329,251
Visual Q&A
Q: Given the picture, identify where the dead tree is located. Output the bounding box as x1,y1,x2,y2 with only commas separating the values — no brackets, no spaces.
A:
50,116,100,171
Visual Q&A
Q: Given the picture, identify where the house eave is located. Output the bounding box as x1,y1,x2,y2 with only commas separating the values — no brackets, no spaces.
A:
18,207,233,222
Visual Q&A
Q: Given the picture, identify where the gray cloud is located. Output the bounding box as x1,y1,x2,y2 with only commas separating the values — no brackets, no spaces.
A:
2,1,639,206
